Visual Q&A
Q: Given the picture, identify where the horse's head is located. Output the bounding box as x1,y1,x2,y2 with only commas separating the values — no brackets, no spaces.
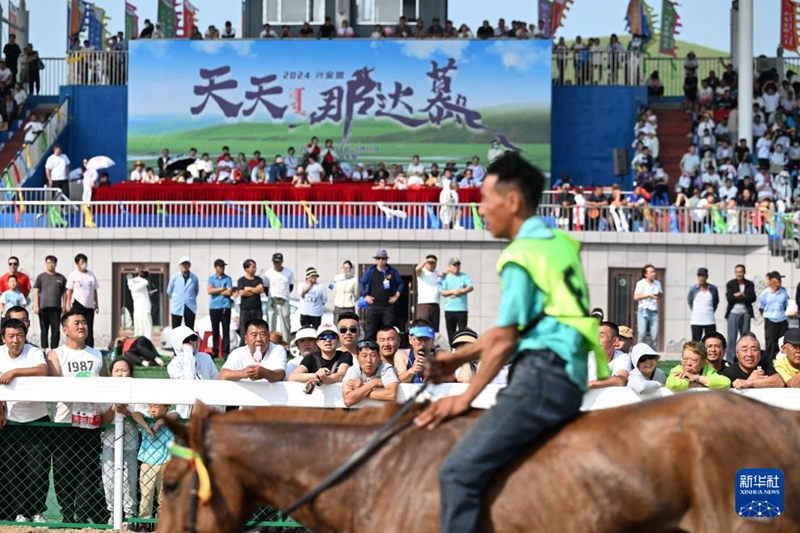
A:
157,401,249,533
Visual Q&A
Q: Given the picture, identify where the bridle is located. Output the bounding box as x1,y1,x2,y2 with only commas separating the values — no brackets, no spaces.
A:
171,346,437,529
168,442,212,533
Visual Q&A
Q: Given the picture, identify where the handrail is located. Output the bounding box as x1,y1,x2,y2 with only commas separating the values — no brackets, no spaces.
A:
4,98,70,190
0,199,786,234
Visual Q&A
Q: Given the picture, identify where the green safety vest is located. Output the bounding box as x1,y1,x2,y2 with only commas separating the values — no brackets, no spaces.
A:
497,229,610,380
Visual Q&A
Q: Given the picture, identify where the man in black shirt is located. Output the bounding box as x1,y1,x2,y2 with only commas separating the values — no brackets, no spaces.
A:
318,17,335,39
236,259,265,346
359,249,405,341
3,34,20,82
720,333,784,389
476,20,494,39
288,323,353,387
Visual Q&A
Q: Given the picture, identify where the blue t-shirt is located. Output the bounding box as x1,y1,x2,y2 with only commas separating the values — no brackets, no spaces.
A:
207,274,233,309
1,289,25,311
440,272,473,312
759,287,789,322
138,418,175,465
299,283,327,316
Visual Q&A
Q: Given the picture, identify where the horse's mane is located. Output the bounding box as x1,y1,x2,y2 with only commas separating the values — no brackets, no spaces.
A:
210,403,435,427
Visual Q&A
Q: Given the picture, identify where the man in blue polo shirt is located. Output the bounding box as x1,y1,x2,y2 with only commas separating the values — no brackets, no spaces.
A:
207,258,233,358
167,256,199,329
439,257,474,346
758,270,789,358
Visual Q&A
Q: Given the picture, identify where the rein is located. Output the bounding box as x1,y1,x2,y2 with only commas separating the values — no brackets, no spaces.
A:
169,442,213,533
281,379,432,517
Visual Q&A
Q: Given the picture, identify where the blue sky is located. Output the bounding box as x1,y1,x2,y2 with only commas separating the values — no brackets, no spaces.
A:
19,0,784,59
128,39,551,124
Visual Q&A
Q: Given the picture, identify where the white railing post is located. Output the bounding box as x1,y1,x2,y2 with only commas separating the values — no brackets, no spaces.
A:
113,412,124,530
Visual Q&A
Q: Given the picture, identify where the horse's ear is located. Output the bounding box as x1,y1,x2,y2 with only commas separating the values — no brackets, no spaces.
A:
188,400,215,456
165,415,188,445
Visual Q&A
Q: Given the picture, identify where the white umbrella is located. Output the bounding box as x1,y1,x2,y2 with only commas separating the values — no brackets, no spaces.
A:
85,155,115,171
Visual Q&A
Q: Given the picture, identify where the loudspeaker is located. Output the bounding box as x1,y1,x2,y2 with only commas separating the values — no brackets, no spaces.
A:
613,148,629,176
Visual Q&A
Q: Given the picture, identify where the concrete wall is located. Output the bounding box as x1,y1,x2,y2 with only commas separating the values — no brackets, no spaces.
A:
551,85,647,187
2,228,795,351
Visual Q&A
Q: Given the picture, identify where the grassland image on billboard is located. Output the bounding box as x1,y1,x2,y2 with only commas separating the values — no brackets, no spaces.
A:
127,39,551,170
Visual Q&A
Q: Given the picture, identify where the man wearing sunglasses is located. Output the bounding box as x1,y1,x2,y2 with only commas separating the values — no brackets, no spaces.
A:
289,323,353,388
336,311,360,357
0,256,30,297
343,340,399,407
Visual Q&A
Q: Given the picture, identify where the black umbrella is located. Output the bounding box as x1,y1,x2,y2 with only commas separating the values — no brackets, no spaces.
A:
165,156,196,174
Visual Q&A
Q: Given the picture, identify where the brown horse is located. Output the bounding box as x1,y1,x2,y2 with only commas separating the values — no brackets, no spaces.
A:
159,392,800,533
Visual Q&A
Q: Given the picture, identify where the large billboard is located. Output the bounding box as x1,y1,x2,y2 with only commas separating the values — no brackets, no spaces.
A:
127,39,551,170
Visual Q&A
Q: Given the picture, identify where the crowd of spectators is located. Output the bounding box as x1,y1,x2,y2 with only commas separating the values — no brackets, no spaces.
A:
130,16,551,42
126,137,509,195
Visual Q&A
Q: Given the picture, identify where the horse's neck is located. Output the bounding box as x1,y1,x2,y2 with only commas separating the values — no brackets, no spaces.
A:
208,416,374,529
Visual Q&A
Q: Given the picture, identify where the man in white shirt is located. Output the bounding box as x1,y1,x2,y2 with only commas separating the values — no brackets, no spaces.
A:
306,155,324,183
688,268,719,341
46,310,107,525
0,61,12,84
587,322,632,388
634,264,662,348
488,140,503,162
65,253,100,347
129,160,145,182
415,255,443,332
407,155,425,177
0,318,49,523
45,144,71,199
216,153,235,182
219,318,287,383
167,325,219,418
337,19,355,37
264,252,294,339
259,23,278,38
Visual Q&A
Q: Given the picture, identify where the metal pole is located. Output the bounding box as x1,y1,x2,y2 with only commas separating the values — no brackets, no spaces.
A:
730,1,739,66
737,0,753,148
113,412,124,530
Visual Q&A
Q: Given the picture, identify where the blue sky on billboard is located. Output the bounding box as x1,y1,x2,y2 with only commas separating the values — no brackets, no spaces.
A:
20,0,783,59
127,39,551,123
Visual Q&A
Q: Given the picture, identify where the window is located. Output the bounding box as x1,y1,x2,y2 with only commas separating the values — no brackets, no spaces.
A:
263,0,325,24
357,0,420,25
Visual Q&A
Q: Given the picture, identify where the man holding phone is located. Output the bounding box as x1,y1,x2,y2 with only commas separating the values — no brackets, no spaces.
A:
634,264,662,348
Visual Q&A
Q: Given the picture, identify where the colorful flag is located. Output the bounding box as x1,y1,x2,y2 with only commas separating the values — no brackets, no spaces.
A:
263,202,282,228
538,0,552,38
48,205,69,227
183,0,198,38
470,203,484,230
125,2,139,41
625,0,643,35
300,200,318,226
12,200,19,225
86,3,107,50
8,1,18,37
158,0,177,38
68,0,87,43
781,0,798,52
425,203,441,229
550,0,573,36
659,0,681,57
82,203,96,228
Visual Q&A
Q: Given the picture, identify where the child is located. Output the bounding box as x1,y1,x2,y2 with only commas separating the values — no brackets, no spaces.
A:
627,343,667,394
666,340,731,391
138,403,177,520
100,359,147,522
0,275,26,316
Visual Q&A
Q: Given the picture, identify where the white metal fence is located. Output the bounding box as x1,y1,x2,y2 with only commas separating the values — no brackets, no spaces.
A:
0,199,782,235
66,51,127,86
0,377,797,529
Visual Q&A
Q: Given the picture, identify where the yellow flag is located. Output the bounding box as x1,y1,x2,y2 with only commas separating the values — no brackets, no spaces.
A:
300,200,319,226
24,145,31,169
16,188,24,213
82,203,96,228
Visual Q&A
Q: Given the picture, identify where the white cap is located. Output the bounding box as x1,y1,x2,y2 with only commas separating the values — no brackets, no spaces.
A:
178,255,192,265
294,327,317,344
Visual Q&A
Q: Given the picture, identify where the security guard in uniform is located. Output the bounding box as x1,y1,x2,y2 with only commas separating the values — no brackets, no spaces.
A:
415,152,609,533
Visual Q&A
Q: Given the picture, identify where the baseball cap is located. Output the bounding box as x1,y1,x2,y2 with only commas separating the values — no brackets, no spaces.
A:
374,249,389,259
272,253,283,262
178,255,191,265
213,259,227,267
767,271,785,280
316,323,338,337
697,267,708,276
618,326,634,340
294,327,317,343
135,160,143,166
448,257,461,265
784,328,800,345
452,328,478,346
